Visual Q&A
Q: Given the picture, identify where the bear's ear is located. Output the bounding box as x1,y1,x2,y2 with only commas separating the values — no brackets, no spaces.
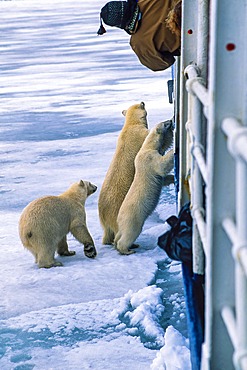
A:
79,180,85,187
122,110,127,116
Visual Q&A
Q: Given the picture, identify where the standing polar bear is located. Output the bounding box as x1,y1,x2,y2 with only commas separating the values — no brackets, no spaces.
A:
19,180,97,268
98,102,149,245
115,120,174,255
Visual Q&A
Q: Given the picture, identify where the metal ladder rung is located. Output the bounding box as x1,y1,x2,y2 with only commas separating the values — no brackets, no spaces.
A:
193,145,208,184
222,118,247,162
222,217,247,278
221,305,247,370
185,122,208,184
221,305,237,349
193,207,207,255
184,64,209,118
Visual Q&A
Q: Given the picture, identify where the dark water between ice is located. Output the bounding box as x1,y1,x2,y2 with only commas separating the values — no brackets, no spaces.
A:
0,258,187,368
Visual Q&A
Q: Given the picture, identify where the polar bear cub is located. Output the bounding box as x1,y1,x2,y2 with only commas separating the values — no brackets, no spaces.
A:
115,120,174,255
19,180,97,268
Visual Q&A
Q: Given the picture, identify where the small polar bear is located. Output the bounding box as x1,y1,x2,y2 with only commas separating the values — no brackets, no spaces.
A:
115,120,174,255
98,102,149,246
19,180,97,268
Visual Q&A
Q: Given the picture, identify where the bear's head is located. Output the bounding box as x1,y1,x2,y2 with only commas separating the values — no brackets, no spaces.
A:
142,120,173,153
64,180,97,203
122,102,148,128
82,180,98,196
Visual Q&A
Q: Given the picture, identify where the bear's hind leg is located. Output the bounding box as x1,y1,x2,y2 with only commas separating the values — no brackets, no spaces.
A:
24,243,39,264
102,227,115,245
115,220,143,255
37,246,63,268
57,236,76,256
115,232,136,255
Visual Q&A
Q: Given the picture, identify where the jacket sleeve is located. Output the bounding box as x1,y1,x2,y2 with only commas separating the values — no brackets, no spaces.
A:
129,0,180,71
130,37,175,71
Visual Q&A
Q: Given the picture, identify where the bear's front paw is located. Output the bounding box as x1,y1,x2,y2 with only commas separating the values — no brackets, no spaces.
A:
84,244,97,259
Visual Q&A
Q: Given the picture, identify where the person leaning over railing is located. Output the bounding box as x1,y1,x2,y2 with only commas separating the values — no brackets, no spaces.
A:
97,0,181,72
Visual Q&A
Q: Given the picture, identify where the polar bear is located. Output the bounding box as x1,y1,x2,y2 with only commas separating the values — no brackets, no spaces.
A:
19,180,97,268
98,102,149,245
115,120,174,255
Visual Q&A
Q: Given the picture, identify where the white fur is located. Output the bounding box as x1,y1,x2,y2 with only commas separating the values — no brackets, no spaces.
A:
19,180,97,268
115,120,174,255
98,102,149,245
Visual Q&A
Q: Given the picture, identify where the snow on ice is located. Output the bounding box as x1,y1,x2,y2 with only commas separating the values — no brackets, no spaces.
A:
0,0,191,369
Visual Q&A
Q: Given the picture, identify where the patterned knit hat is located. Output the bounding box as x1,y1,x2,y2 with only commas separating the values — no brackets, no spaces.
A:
97,0,140,35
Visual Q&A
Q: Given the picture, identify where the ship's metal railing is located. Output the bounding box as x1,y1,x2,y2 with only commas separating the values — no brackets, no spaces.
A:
175,0,247,368
221,119,247,370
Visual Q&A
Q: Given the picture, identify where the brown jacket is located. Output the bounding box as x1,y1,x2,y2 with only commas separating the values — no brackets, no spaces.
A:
130,0,181,71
